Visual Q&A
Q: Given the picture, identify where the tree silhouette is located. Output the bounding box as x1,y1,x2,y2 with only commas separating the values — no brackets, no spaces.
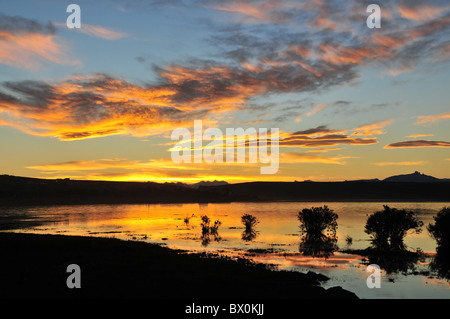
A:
428,207,450,280
297,206,338,258
241,214,259,242
365,205,423,252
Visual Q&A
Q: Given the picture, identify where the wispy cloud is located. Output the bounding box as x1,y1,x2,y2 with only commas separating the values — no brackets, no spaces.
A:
283,152,353,165
0,13,79,69
371,161,426,166
415,112,450,125
280,126,377,148
407,134,434,138
398,2,450,22
352,120,394,136
54,22,129,40
385,140,450,148
306,147,342,153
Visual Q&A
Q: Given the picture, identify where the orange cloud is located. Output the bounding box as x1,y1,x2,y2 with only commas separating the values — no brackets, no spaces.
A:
283,152,353,165
306,103,327,117
407,134,434,138
0,73,232,140
415,112,450,125
210,0,295,24
398,3,450,21
351,120,393,136
306,147,342,153
0,31,78,69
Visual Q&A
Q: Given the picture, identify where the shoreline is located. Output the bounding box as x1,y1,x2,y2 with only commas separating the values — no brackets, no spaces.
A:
0,232,358,299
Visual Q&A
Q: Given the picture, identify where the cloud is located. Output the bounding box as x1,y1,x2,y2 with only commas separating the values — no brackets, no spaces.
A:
0,13,56,34
371,161,426,166
385,140,450,148
2,1,450,139
26,157,214,182
54,22,129,40
0,39,361,140
207,0,300,24
0,74,197,140
27,158,142,171
306,147,342,153
306,103,327,117
280,126,377,148
398,2,450,22
283,152,353,165
0,13,79,69
25,156,291,183
351,119,394,136
415,112,450,125
407,134,434,138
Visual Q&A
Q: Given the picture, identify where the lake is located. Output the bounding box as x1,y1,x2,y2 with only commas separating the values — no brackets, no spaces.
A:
1,201,449,299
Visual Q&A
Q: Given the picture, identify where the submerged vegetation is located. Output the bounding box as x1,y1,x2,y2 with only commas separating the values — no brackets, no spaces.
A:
241,214,259,242
428,207,450,280
364,205,423,252
200,215,222,247
342,205,425,274
297,206,339,258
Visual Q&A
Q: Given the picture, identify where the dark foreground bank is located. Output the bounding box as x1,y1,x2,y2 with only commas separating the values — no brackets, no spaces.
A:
0,232,357,300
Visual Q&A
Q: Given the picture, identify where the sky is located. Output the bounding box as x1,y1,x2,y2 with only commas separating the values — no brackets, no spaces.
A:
0,0,449,183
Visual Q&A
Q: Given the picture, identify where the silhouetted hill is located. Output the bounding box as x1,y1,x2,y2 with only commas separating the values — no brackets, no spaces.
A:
383,171,443,182
1,174,449,205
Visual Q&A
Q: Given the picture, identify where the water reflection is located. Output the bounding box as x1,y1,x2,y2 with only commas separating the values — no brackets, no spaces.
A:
299,235,338,258
361,250,423,275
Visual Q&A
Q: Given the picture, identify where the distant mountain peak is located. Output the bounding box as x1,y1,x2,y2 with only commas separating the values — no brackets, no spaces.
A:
383,171,441,182
170,180,229,189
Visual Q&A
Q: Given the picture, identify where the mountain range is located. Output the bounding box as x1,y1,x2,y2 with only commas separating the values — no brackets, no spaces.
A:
0,171,449,206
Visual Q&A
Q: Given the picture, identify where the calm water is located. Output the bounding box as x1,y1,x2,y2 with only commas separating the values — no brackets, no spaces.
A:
1,202,449,299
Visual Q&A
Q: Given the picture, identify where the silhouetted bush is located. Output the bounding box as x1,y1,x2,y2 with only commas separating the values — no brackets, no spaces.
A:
241,214,259,242
428,207,450,280
241,214,259,231
201,215,210,235
345,235,353,246
184,214,194,226
200,215,222,247
428,207,450,248
210,220,222,235
365,205,423,251
298,206,338,238
297,206,338,258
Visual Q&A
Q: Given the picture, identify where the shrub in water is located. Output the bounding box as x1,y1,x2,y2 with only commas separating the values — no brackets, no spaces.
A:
365,205,423,251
